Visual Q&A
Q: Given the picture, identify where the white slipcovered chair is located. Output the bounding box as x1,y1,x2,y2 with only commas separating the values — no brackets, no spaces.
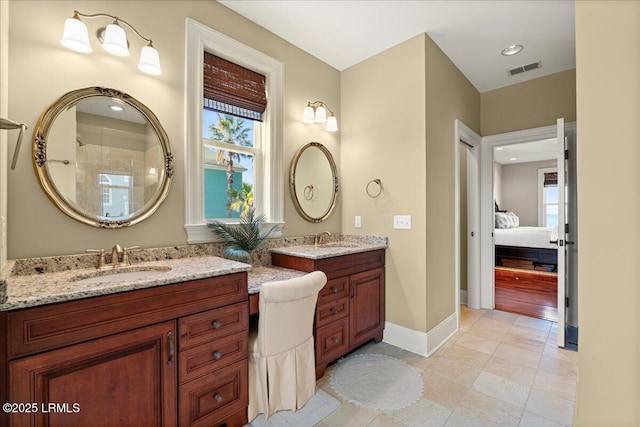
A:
248,270,327,421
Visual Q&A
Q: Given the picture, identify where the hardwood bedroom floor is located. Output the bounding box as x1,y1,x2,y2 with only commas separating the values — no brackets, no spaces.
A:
494,266,558,322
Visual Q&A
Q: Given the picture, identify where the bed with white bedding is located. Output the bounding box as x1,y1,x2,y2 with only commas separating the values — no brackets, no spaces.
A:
494,226,557,249
494,225,558,269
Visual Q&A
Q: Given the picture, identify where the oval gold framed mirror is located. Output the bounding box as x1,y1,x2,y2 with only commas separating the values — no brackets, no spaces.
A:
289,142,338,223
33,86,173,228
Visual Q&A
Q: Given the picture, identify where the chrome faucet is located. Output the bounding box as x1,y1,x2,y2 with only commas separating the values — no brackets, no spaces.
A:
86,244,139,269
314,231,331,246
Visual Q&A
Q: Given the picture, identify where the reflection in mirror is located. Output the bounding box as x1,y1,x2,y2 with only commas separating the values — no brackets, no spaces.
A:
33,87,172,228
289,142,338,223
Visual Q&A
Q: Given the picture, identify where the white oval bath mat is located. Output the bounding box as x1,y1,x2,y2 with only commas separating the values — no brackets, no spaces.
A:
329,353,424,411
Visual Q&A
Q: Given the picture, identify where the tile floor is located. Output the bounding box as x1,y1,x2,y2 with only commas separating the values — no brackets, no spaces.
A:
314,305,577,426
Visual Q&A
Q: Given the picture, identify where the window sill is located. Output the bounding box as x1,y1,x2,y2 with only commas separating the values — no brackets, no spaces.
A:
184,222,284,244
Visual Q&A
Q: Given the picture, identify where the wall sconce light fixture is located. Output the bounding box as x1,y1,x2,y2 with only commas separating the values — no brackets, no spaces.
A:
302,101,338,132
60,10,162,76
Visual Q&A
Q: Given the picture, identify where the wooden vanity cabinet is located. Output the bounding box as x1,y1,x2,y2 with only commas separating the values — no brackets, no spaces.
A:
271,249,385,378
0,272,249,427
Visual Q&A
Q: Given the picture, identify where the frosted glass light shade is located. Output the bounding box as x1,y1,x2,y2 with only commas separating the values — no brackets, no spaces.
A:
302,105,315,123
61,17,92,53
102,23,129,56
314,105,327,123
326,115,338,132
138,45,162,75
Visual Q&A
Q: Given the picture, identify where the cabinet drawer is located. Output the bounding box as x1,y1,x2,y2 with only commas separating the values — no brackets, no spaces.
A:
179,331,248,384
179,359,248,427
317,277,350,305
315,317,349,365
5,273,247,359
315,296,349,329
179,303,249,350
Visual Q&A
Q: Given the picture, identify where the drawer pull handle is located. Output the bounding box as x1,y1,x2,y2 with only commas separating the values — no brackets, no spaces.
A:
331,286,338,293
331,308,338,314
213,351,222,360
214,394,223,403
167,331,174,366
212,320,222,329
332,337,340,344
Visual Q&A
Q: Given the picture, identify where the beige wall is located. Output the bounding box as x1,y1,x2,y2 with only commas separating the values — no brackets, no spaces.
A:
575,1,640,423
424,36,480,330
340,33,480,334
6,0,340,259
500,159,556,227
481,69,576,136
341,35,428,332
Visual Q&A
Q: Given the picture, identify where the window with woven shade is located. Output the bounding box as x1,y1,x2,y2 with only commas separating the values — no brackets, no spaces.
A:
538,168,559,227
185,20,284,243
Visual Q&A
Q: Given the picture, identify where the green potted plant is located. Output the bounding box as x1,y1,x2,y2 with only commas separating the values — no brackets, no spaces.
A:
208,208,278,263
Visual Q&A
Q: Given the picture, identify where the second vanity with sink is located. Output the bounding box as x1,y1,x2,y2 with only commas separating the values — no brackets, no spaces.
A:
270,236,387,378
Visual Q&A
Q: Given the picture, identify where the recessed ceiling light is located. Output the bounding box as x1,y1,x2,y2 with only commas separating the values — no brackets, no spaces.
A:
495,147,504,151
109,105,124,111
502,44,524,56
509,157,517,161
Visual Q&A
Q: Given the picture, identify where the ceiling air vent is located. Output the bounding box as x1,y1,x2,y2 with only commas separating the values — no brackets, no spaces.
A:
507,60,542,77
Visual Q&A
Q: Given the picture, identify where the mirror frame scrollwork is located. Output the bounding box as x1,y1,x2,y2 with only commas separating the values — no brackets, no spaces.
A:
289,142,338,223
32,86,173,228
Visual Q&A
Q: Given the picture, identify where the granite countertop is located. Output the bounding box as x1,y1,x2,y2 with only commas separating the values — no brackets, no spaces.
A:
247,266,307,294
0,235,388,311
0,256,251,311
269,235,388,260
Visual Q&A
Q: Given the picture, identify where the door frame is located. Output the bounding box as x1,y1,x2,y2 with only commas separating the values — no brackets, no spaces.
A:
478,122,577,310
454,120,481,324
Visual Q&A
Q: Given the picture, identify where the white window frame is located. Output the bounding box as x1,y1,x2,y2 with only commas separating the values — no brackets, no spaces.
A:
537,167,558,227
185,18,284,243
99,174,113,207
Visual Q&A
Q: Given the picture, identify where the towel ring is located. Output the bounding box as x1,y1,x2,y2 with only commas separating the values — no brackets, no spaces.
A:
303,184,314,200
366,179,382,198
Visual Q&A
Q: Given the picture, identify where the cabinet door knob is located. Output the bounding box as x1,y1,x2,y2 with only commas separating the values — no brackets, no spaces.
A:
214,394,223,403
331,307,338,314
213,351,222,360
332,337,340,344
212,320,222,329
331,286,338,293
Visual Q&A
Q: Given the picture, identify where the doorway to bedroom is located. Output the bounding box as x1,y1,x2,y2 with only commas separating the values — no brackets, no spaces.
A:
492,139,559,322
478,121,578,349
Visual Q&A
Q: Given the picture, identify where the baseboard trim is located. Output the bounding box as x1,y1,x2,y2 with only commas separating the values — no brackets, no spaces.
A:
460,290,468,305
383,311,459,358
426,311,458,356
383,321,429,357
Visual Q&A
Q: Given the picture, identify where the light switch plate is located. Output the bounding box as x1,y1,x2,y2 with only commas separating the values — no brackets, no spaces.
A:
355,216,362,228
393,215,411,229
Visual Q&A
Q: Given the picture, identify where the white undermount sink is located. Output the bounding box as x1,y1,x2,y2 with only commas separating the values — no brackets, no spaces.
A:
72,266,172,284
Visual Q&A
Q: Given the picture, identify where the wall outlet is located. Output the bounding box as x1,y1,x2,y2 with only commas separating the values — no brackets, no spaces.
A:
355,215,362,228
393,215,411,229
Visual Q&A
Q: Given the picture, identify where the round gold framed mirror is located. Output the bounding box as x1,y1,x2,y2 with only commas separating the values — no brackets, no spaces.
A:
289,142,338,223
33,87,173,228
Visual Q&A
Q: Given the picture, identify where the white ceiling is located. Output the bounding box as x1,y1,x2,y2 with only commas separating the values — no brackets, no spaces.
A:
494,138,558,165
218,0,575,93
